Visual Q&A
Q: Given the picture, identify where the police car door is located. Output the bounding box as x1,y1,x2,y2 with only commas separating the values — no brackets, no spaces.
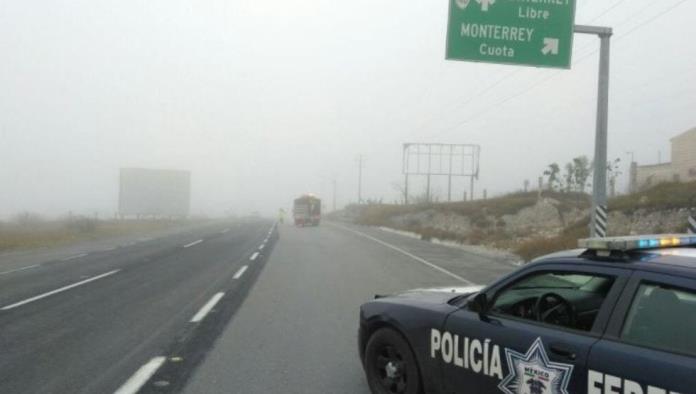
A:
587,272,696,394
439,264,628,394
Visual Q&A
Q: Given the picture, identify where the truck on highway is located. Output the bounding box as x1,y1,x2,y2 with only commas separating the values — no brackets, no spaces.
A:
293,194,321,227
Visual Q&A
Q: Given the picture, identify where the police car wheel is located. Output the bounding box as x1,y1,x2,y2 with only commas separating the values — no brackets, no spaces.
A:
365,328,422,394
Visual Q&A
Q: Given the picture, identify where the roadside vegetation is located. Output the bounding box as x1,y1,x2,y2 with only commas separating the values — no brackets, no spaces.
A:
348,181,696,262
0,214,188,252
515,181,696,260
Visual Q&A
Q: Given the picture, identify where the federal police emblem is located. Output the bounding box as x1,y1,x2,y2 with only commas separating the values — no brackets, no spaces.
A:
498,338,574,394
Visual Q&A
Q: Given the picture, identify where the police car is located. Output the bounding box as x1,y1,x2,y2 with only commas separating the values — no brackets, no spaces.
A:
359,234,696,394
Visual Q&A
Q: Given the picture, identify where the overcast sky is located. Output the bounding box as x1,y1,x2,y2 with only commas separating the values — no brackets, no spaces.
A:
1,0,695,218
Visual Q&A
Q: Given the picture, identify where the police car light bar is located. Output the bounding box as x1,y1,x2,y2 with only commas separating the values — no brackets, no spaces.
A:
578,234,696,252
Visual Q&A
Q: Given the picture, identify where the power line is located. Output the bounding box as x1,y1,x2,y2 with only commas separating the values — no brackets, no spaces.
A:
587,0,629,23
423,0,691,140
616,0,689,39
410,0,633,140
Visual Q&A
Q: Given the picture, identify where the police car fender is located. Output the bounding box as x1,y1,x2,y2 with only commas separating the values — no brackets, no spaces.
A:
430,329,682,394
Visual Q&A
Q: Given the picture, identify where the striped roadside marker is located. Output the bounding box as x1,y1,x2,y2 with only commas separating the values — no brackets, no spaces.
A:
688,214,696,234
594,205,608,238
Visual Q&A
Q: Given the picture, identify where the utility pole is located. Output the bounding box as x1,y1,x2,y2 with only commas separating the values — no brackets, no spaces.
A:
332,179,337,211
575,24,612,238
448,145,454,202
469,175,475,201
357,155,364,204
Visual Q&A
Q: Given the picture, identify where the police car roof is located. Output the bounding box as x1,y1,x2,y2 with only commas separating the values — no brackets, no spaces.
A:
534,246,696,278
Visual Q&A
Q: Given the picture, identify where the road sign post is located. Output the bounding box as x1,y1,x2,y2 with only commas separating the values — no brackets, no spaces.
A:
446,0,577,68
575,25,613,238
445,1,613,236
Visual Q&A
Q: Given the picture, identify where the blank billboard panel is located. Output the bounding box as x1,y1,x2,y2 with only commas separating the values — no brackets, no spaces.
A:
119,168,191,217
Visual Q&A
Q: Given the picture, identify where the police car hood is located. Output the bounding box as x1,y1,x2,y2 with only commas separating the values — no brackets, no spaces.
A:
384,285,485,303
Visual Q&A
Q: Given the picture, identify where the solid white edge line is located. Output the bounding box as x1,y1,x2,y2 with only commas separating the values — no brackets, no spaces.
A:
233,265,248,280
1,269,121,311
0,264,40,276
328,223,475,285
114,356,167,394
190,292,225,323
183,239,203,248
250,252,259,261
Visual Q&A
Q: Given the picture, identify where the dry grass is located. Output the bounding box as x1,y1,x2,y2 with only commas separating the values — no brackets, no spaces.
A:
610,181,696,213
513,218,590,262
350,182,695,262
355,190,590,227
0,219,184,251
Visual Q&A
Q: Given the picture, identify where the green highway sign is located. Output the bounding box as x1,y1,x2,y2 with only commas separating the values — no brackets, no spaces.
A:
446,0,577,69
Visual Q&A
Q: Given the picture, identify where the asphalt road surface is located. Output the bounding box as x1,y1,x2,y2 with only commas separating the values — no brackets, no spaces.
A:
182,222,515,394
0,219,276,394
0,220,515,394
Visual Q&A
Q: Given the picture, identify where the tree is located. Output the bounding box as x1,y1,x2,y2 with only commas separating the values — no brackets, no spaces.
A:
391,182,408,205
572,156,592,193
563,162,574,192
543,163,561,191
607,158,622,197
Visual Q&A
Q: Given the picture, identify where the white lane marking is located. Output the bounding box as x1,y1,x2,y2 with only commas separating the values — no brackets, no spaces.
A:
258,244,265,250
329,223,475,285
114,356,167,394
0,264,40,276
183,239,203,248
233,266,248,279
1,269,121,311
221,228,230,234
102,247,117,252
250,252,259,261
62,253,88,261
190,292,225,322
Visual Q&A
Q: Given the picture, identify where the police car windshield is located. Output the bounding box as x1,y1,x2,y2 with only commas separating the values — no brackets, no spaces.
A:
512,273,601,291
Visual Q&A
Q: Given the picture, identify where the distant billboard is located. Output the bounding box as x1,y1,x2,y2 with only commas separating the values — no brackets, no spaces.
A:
118,168,191,217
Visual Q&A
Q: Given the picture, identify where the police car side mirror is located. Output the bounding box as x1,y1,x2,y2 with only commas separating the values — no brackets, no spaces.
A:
468,292,489,316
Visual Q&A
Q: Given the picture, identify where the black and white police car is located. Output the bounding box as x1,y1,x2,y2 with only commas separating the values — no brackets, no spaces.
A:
359,234,696,394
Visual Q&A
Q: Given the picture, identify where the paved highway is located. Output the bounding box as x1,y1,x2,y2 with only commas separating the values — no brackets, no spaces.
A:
0,219,276,394
0,220,514,394
182,222,515,394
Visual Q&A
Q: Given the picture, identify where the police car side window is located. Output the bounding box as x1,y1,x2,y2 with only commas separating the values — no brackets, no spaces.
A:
621,283,696,356
490,271,615,332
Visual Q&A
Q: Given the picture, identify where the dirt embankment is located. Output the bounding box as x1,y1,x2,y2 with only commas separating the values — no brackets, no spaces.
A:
341,182,696,262
0,218,199,252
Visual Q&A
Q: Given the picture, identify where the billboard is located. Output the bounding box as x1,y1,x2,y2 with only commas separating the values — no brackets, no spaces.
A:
118,168,191,217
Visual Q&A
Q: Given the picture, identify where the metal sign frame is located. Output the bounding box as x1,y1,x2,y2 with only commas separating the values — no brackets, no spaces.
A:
402,143,480,203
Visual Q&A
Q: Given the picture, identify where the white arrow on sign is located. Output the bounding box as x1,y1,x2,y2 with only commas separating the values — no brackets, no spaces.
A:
542,38,559,55
475,0,495,12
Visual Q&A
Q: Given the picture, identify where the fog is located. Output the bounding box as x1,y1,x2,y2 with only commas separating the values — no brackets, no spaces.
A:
1,0,695,219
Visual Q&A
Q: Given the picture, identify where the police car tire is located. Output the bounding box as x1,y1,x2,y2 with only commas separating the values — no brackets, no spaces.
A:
364,328,422,394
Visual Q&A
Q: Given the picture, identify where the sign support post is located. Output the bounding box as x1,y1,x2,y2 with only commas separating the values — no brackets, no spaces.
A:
575,25,612,238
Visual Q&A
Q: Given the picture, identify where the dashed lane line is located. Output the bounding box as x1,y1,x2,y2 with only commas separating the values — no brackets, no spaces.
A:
190,292,225,323
183,239,203,248
233,266,248,280
114,356,167,394
0,264,40,276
